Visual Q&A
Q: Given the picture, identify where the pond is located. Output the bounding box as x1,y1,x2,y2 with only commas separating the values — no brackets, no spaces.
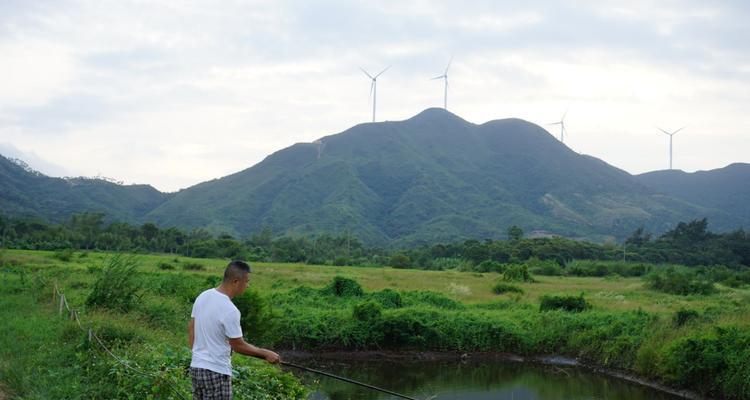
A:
286,358,686,400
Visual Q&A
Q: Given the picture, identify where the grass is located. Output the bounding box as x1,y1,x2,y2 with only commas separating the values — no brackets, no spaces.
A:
2,249,749,399
6,249,750,315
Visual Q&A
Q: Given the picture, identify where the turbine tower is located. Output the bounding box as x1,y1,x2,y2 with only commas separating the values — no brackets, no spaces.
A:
657,126,685,170
548,111,568,143
431,57,452,109
360,66,389,122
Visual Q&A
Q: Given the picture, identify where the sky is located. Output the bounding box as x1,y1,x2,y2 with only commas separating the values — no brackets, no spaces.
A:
1,0,749,192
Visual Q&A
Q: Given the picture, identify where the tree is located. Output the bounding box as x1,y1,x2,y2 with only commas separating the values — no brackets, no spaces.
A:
507,225,524,241
626,226,651,247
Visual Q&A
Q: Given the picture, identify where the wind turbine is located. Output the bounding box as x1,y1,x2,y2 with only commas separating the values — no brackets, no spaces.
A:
657,126,685,170
431,57,452,109
360,66,389,122
548,111,568,143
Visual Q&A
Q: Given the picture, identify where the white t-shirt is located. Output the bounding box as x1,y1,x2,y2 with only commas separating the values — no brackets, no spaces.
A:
190,288,243,376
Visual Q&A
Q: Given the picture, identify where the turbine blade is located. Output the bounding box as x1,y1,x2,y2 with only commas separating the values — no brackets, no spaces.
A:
369,81,374,100
548,122,562,126
359,67,373,79
430,75,445,80
562,109,568,121
673,126,686,135
374,65,390,78
444,56,453,75
657,127,671,135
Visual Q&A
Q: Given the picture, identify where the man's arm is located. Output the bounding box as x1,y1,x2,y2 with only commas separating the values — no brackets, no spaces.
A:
227,337,280,364
188,318,195,349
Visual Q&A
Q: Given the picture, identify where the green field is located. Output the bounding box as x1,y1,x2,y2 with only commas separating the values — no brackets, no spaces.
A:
1,249,749,399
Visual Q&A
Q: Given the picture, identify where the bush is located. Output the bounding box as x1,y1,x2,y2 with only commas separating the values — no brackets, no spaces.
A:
53,249,74,262
645,268,716,295
369,289,403,308
155,274,203,303
321,276,363,297
93,322,143,346
539,294,591,312
659,326,750,397
402,291,462,310
475,260,505,273
389,253,411,269
491,283,524,295
526,257,563,276
233,289,276,346
86,255,142,312
158,262,175,270
502,264,535,282
353,301,383,321
182,262,205,271
673,308,700,327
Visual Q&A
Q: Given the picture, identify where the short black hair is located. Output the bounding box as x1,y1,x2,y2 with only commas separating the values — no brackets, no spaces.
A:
223,260,251,282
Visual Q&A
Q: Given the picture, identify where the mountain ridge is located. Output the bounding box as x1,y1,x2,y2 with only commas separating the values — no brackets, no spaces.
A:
2,108,748,245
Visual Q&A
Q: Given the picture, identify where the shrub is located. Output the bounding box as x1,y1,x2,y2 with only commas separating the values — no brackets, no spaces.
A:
353,301,383,321
140,302,179,329
526,257,563,276
429,257,467,270
321,276,363,297
333,257,350,266
369,289,403,308
182,262,205,271
158,262,175,270
403,291,462,310
87,264,102,274
86,255,142,312
503,264,535,282
233,289,276,345
53,249,74,262
94,322,143,346
659,326,750,397
539,294,591,312
155,274,203,303
389,253,411,269
491,283,524,295
673,308,700,327
645,268,716,295
475,260,504,273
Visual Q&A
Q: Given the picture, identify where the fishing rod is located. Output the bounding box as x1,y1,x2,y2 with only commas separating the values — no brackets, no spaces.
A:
281,361,424,400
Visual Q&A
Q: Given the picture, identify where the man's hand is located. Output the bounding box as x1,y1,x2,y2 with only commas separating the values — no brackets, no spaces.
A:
264,350,280,364
228,337,281,364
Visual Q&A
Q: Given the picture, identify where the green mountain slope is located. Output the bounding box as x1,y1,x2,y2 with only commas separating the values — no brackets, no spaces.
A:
0,155,171,223
636,163,750,227
146,109,731,244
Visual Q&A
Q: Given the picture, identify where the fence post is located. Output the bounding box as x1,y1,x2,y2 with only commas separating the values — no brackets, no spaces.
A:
59,294,65,317
88,328,93,342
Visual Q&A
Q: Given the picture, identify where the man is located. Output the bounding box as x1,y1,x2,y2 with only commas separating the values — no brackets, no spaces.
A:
189,260,280,400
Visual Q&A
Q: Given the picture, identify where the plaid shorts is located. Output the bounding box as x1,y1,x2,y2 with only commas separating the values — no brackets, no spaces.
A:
191,367,232,400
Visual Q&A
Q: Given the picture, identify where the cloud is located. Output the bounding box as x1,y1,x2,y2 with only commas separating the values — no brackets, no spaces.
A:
0,0,748,191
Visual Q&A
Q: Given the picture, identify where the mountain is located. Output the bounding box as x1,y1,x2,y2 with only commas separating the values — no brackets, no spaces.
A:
3,110,747,245
0,155,171,223
636,163,750,226
145,108,738,245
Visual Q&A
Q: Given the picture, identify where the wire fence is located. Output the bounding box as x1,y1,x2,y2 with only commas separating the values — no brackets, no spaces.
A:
39,274,189,400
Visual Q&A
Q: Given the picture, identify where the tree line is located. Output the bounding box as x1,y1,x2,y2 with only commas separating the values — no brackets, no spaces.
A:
1,213,748,269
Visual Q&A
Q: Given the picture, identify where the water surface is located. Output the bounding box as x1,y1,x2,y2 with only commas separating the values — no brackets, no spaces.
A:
288,359,684,400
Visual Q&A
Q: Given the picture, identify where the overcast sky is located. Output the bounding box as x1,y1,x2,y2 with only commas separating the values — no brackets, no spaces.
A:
1,0,748,192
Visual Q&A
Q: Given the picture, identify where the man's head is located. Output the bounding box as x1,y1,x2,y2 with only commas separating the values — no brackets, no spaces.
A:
221,260,251,298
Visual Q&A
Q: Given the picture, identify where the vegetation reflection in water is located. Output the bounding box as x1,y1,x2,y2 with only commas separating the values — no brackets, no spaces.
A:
294,360,684,400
